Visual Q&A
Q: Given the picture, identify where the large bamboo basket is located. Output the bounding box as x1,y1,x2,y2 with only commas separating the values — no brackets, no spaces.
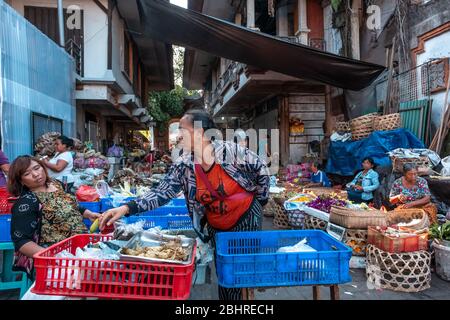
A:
366,244,431,293
350,113,379,141
373,113,402,131
329,206,387,229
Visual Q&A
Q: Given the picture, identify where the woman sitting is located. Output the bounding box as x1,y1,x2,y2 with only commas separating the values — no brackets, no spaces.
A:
346,157,380,204
389,163,437,224
8,156,99,278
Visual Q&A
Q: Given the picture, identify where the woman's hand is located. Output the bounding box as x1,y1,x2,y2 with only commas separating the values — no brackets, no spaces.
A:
399,194,408,203
355,185,364,191
83,209,101,222
99,205,129,230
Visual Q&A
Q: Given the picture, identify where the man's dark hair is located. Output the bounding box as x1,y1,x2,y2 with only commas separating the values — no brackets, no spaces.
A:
183,109,217,131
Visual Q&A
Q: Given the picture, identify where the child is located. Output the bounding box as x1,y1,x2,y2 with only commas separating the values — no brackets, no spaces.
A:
307,162,331,188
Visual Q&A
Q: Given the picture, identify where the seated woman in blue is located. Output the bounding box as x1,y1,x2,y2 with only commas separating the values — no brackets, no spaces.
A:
346,157,380,204
306,162,331,188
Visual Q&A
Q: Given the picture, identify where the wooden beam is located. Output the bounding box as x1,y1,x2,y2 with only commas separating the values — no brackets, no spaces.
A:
93,0,108,14
107,0,114,69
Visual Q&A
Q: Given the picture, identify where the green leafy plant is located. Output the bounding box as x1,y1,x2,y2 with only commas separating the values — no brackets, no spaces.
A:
331,0,342,11
429,222,450,243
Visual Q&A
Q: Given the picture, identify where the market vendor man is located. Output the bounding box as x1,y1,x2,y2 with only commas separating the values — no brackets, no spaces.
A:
389,163,437,224
99,109,270,300
305,162,331,188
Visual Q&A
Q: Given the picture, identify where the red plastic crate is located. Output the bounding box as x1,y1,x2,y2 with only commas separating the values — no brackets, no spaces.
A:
32,234,196,300
367,226,428,253
0,187,16,214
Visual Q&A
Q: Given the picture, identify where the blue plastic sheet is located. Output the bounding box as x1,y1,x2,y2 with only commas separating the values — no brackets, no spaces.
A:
325,129,425,176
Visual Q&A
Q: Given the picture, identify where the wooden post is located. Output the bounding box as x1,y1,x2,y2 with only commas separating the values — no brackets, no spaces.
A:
241,288,255,300
312,286,320,300
246,0,255,28
384,36,397,115
279,96,290,166
330,285,340,300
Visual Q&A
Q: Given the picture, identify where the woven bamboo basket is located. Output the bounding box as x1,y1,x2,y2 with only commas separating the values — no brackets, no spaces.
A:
386,209,430,230
390,156,430,173
366,244,431,293
304,215,328,231
273,200,292,229
373,113,402,131
350,113,379,141
329,206,387,229
335,121,351,132
345,229,368,256
263,198,276,217
286,210,306,228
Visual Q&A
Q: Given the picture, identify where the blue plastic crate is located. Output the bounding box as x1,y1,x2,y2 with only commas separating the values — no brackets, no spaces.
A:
0,214,12,242
79,201,101,213
125,215,193,230
100,197,136,212
83,218,92,230
140,205,188,216
168,198,187,206
215,230,352,288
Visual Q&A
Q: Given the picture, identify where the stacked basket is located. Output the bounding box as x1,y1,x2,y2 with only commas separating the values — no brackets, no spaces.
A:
366,208,432,293
373,113,402,131
350,113,379,141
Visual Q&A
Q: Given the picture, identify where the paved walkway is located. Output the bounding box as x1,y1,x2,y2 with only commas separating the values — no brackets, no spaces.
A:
1,215,449,300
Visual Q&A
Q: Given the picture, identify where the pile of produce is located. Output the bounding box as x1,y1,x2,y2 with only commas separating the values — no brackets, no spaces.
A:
122,240,188,261
129,149,146,158
74,150,109,170
35,132,84,157
306,195,348,213
110,168,146,188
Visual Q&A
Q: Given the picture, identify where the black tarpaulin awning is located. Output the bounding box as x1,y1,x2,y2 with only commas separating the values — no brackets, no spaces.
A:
138,0,385,91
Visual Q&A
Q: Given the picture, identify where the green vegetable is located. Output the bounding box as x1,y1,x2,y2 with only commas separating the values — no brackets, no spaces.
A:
429,222,450,241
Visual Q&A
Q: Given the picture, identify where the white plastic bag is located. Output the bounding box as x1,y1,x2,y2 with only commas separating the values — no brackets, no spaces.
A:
277,238,316,253
441,156,450,176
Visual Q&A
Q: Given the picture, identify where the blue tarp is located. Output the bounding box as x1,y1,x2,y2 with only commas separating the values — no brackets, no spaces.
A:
326,129,425,176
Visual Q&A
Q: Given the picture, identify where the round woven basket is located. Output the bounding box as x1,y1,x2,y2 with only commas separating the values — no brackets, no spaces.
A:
304,215,327,231
345,229,368,256
335,121,350,132
263,198,276,217
373,113,401,131
387,209,430,230
350,113,379,141
366,244,431,293
273,200,291,229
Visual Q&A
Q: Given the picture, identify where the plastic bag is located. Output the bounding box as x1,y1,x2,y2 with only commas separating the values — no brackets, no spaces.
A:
113,219,145,241
277,238,316,253
95,180,113,198
76,185,100,202
107,144,123,157
441,156,450,176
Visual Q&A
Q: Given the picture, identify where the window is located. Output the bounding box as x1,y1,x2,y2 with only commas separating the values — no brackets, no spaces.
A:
32,113,63,145
123,32,133,80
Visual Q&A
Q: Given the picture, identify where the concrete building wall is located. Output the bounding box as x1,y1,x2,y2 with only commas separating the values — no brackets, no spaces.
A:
9,0,108,79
